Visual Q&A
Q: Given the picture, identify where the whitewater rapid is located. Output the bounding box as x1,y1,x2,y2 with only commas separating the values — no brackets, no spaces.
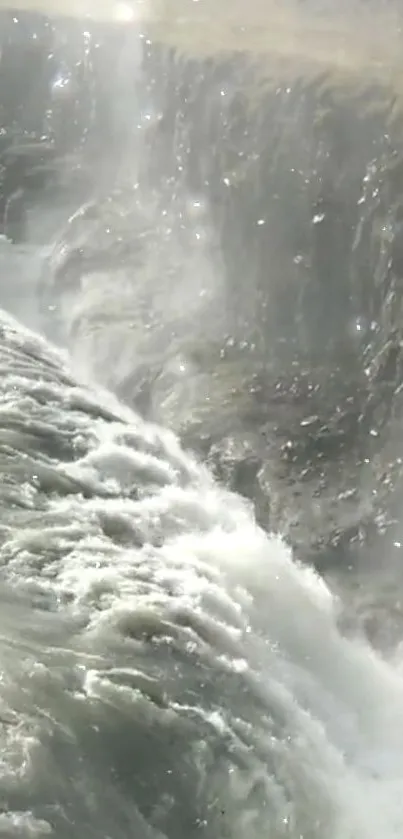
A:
0,304,402,838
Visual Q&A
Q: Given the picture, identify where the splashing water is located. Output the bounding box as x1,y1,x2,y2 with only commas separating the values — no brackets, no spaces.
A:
4,2,403,838
0,299,402,838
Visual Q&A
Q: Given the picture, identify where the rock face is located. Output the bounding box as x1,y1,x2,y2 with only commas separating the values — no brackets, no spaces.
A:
133,16,403,571
5,3,403,573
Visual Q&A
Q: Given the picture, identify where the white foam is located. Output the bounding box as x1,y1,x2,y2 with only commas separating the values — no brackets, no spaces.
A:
0,310,402,836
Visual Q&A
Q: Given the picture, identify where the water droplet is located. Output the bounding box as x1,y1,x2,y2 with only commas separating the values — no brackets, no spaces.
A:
187,197,206,218
300,415,319,427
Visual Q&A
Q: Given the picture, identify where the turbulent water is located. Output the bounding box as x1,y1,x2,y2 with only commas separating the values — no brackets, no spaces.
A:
4,2,403,837
3,284,403,839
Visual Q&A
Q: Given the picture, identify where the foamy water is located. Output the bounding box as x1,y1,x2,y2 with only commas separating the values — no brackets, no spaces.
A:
0,303,402,838
2,3,403,836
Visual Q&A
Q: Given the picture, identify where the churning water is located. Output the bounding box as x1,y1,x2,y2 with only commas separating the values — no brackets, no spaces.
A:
2,289,403,839
3,2,403,837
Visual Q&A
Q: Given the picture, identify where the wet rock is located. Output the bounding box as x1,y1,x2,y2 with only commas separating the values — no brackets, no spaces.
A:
135,37,403,570
34,7,403,573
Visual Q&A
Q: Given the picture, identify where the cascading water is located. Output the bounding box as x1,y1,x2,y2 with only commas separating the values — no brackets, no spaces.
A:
2,292,403,839
2,1,403,837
